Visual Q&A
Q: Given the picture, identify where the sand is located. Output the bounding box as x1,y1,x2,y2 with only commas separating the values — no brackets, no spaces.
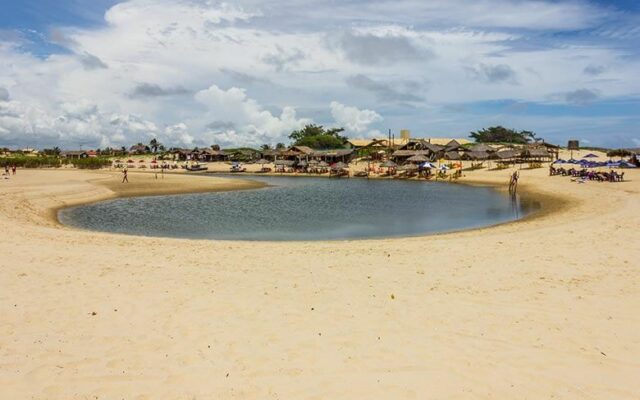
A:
1,157,639,399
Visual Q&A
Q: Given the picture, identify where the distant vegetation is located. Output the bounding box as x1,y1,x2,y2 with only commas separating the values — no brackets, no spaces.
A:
289,124,347,149
469,126,537,144
1,156,111,169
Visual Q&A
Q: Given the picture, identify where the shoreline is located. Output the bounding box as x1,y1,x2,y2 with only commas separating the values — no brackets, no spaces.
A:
49,168,566,242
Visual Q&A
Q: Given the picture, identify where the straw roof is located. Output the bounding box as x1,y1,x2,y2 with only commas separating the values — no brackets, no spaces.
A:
317,161,329,167
274,159,295,166
347,138,388,148
496,150,520,159
526,148,551,158
290,145,315,155
407,154,428,162
398,164,418,171
392,149,430,157
468,143,496,153
381,160,397,167
255,158,270,164
444,151,461,160
464,151,489,160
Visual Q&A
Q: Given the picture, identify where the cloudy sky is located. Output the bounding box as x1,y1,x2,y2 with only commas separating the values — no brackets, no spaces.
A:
1,0,639,149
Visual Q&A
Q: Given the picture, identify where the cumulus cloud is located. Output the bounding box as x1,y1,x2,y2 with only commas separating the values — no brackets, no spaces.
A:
194,84,311,146
163,123,194,146
330,101,382,133
565,88,599,105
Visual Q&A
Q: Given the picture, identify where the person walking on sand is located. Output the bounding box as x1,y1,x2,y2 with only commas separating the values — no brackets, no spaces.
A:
122,166,129,183
11,164,16,175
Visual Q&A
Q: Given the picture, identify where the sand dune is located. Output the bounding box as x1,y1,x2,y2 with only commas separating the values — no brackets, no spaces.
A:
1,163,639,399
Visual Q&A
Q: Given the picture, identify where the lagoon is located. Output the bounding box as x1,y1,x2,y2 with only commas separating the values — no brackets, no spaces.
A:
58,175,540,241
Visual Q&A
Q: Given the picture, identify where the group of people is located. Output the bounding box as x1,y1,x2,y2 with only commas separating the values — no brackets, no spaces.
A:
549,166,624,182
3,164,17,178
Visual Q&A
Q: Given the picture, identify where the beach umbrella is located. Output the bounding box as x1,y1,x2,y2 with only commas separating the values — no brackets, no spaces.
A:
380,160,397,168
420,162,437,169
439,164,450,170
553,159,566,164
618,161,637,168
398,164,418,171
567,158,578,164
308,159,319,165
317,161,329,167
127,159,134,163
138,159,145,163
115,159,122,163
255,158,270,165
583,153,599,158
150,159,157,163
298,160,308,167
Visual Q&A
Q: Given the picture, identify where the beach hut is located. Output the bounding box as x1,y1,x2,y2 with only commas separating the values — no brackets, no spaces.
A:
381,160,397,168
444,151,461,160
406,154,428,163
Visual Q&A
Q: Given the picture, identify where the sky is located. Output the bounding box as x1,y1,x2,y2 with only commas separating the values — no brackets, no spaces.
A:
0,0,639,149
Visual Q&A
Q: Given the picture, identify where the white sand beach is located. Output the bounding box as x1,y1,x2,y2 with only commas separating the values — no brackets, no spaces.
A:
1,165,639,399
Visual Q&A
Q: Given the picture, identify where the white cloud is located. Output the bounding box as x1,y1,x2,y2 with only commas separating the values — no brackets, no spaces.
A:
194,85,311,146
330,101,382,134
0,0,638,148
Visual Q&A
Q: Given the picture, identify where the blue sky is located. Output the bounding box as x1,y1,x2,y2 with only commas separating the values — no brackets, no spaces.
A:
0,0,639,149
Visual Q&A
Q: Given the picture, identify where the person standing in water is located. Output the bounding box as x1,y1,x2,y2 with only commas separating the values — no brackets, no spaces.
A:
122,166,129,183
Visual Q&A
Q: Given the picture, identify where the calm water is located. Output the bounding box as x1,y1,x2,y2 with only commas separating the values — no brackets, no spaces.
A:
58,175,540,241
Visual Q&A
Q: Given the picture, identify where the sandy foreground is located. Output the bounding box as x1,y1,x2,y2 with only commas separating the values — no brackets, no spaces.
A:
1,163,639,399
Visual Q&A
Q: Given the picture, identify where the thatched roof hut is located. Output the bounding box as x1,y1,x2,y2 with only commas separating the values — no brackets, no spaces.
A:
444,151,461,160
468,143,496,153
463,151,490,160
381,160,397,168
406,154,428,163
274,159,295,166
496,149,520,160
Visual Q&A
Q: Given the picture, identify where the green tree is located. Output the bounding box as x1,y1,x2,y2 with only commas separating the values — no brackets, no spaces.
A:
260,144,271,151
469,126,536,144
149,138,162,153
288,124,346,149
275,142,286,150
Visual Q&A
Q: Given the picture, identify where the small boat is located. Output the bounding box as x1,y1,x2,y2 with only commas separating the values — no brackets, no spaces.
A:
230,163,246,173
186,163,208,172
